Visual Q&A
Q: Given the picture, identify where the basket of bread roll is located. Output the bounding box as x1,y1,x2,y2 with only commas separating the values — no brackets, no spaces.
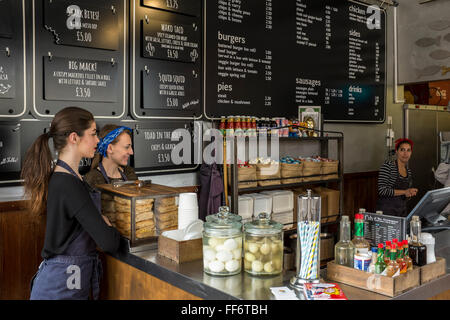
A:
154,196,178,234
114,196,156,239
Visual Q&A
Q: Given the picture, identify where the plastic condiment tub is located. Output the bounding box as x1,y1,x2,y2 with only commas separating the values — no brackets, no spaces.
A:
261,190,294,213
271,210,294,225
227,196,254,221
247,194,272,217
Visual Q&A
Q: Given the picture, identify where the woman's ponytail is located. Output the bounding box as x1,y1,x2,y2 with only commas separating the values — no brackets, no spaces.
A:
21,132,54,216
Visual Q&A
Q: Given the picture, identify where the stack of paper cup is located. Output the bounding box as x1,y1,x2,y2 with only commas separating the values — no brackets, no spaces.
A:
178,193,199,230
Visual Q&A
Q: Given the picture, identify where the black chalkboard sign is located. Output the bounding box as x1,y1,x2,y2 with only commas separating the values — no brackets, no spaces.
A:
32,0,126,119
141,61,200,111
44,56,118,102
130,0,202,119
0,124,20,173
0,0,13,39
0,0,25,118
141,0,201,17
364,213,407,247
132,121,198,172
205,0,386,122
44,0,119,51
141,10,200,63
0,57,15,99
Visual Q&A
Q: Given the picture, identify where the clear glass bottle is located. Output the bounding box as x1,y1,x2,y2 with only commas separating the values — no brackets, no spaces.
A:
396,241,407,274
403,240,413,271
351,213,370,255
374,243,386,274
409,216,427,266
385,244,400,277
368,247,377,273
334,215,355,267
203,210,243,276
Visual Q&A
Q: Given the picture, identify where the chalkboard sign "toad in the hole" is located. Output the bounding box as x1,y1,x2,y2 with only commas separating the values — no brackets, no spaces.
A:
133,122,196,172
364,213,407,246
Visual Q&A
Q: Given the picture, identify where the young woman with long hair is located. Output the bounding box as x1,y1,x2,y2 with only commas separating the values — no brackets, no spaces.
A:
22,107,122,300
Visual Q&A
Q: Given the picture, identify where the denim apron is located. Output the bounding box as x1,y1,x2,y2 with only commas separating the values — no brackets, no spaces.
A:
98,162,128,184
30,160,103,300
376,168,412,217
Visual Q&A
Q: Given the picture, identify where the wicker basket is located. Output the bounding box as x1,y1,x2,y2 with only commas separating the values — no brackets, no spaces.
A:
302,161,322,182
280,162,303,184
227,165,257,189
321,160,339,180
256,163,281,186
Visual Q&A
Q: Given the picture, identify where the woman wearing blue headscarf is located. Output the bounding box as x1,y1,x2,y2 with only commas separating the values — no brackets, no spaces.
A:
85,124,138,187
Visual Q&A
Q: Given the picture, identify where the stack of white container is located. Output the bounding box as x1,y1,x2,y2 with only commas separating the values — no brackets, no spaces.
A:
228,190,294,225
261,190,294,225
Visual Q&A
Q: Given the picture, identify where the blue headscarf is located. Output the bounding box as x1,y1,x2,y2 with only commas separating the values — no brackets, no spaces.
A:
96,126,132,157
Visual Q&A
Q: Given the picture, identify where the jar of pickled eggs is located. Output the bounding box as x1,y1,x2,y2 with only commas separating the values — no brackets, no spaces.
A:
206,206,242,223
203,210,243,276
243,212,283,275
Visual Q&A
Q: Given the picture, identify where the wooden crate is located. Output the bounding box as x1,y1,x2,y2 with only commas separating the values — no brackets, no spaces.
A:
420,257,446,285
327,261,420,297
158,235,203,263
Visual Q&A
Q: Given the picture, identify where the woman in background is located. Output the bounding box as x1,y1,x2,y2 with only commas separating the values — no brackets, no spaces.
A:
23,107,122,300
376,138,418,217
84,124,137,187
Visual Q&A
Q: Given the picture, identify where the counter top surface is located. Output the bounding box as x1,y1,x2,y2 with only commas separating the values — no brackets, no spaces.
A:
110,246,450,300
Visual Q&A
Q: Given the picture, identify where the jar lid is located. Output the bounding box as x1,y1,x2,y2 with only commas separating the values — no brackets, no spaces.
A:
206,206,242,223
204,209,242,237
244,212,283,235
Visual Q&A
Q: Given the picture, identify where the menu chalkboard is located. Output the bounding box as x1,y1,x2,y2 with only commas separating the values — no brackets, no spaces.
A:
364,213,407,246
44,57,118,102
141,11,200,63
0,124,20,173
0,0,13,39
142,0,201,17
44,0,119,51
132,121,199,172
205,0,386,122
0,0,25,118
141,61,200,111
131,0,202,119
32,0,126,119
0,56,15,99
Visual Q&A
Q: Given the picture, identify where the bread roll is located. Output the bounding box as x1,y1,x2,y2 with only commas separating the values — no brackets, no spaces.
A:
155,197,176,207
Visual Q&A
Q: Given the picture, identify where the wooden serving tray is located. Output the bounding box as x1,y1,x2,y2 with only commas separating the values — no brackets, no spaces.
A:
96,182,179,198
327,261,420,297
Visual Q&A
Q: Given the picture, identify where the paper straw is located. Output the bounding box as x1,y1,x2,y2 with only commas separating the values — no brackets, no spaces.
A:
306,223,319,279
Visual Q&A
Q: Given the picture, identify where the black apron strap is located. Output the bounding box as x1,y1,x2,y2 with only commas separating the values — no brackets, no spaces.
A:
56,159,79,178
99,162,128,184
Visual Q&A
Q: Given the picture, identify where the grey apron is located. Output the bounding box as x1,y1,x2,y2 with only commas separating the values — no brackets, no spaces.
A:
30,160,103,300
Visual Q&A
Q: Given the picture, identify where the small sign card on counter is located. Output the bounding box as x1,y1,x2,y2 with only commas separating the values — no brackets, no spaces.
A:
364,213,407,246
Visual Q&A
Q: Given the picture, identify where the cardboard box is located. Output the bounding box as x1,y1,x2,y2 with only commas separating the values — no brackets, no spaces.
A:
313,187,339,218
158,235,203,263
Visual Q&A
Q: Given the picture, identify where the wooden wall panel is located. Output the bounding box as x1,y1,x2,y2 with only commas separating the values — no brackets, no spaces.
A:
0,201,45,300
99,254,202,300
342,171,379,219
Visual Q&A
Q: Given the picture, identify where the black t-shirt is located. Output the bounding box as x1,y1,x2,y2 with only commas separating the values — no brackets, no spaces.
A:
41,172,121,259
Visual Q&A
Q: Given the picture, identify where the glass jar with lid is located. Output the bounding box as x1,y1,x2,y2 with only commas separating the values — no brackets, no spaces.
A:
203,210,243,276
243,212,284,275
206,206,242,223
